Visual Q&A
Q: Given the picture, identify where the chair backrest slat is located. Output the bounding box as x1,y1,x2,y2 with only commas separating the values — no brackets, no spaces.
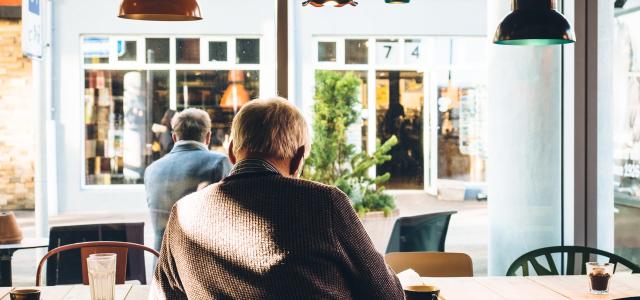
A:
506,246,640,276
521,261,529,276
544,253,559,275
566,252,575,275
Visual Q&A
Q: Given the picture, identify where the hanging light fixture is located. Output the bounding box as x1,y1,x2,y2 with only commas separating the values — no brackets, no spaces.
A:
118,0,202,21
302,0,358,7
494,0,575,45
385,0,410,3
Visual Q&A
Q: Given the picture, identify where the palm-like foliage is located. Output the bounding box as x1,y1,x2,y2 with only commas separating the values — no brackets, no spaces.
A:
304,71,398,216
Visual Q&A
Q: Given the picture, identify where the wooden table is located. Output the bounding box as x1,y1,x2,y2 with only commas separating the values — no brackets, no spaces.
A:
0,285,149,300
422,274,640,299
0,238,49,286
1,275,638,299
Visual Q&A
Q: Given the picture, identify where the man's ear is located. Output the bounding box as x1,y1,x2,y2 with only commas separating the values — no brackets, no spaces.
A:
172,133,178,143
289,146,306,177
204,131,212,145
228,140,237,164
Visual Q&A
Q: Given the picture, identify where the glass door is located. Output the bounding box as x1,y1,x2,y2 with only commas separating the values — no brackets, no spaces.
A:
375,70,426,190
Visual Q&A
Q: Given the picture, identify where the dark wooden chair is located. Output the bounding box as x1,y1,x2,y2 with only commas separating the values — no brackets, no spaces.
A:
506,246,640,276
46,223,146,285
385,252,474,277
36,241,159,286
385,211,457,254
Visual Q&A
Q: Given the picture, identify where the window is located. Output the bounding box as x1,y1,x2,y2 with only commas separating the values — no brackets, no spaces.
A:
176,38,200,64
145,38,170,64
613,11,640,266
345,39,368,65
435,69,487,182
82,36,262,185
318,41,337,62
208,41,228,62
236,38,260,64
314,37,486,191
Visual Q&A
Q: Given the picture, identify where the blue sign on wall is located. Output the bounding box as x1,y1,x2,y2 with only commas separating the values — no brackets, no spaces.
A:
28,0,40,15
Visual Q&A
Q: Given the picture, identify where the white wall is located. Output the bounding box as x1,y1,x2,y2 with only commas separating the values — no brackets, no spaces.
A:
52,0,277,213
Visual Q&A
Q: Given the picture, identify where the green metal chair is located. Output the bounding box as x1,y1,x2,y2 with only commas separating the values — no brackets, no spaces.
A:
506,246,640,276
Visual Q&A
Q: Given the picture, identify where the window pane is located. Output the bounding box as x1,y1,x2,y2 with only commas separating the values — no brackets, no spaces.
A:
376,70,424,189
177,38,200,64
84,70,170,185
208,41,227,62
318,42,337,62
236,39,260,64
176,70,260,152
436,70,487,182
346,39,368,64
376,39,400,65
82,37,110,64
404,39,422,65
146,38,170,64
614,13,640,267
117,40,137,62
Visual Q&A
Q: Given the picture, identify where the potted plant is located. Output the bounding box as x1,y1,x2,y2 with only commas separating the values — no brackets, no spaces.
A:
303,71,398,250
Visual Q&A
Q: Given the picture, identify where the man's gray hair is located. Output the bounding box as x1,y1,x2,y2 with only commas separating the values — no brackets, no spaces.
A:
231,97,310,159
171,108,211,142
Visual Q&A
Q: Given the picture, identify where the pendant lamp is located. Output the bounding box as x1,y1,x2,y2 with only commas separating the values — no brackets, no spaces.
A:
302,0,358,7
494,0,575,45
119,0,202,21
220,70,250,114
385,0,410,3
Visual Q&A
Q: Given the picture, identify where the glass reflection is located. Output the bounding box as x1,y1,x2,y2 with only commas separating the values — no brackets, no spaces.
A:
176,70,260,152
376,71,424,189
84,70,170,185
436,70,487,182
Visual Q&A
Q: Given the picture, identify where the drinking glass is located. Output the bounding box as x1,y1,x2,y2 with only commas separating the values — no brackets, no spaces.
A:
87,253,117,300
586,262,614,295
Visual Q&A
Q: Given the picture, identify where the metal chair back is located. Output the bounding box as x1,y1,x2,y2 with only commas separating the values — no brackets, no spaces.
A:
385,211,457,253
36,241,159,286
506,245,640,276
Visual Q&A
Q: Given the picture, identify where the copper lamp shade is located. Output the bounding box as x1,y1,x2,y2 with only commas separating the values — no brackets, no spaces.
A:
118,0,202,21
302,0,358,7
0,211,23,244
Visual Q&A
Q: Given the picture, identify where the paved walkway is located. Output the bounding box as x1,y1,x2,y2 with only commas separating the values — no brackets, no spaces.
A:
10,194,488,286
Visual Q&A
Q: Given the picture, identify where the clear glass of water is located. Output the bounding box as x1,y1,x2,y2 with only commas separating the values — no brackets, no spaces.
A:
87,253,117,300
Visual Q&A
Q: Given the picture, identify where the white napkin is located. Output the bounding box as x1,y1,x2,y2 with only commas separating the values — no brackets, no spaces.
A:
396,268,424,288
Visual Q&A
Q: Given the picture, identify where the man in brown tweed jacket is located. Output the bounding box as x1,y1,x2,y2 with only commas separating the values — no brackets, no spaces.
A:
150,97,405,300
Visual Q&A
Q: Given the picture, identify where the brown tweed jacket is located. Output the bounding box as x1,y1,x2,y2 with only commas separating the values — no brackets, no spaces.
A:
149,171,405,300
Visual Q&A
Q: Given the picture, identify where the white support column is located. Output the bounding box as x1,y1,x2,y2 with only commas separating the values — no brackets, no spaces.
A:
487,0,563,275
33,58,48,238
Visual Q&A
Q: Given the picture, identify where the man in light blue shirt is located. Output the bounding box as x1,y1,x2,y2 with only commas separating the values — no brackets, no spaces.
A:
144,108,232,251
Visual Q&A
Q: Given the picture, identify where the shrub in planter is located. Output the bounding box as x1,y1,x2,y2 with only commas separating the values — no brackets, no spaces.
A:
304,70,398,217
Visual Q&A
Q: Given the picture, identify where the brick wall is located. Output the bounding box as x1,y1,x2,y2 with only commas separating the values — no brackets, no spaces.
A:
0,19,35,210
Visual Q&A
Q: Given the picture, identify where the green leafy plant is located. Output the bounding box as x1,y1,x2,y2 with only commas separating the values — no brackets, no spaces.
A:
304,70,398,217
